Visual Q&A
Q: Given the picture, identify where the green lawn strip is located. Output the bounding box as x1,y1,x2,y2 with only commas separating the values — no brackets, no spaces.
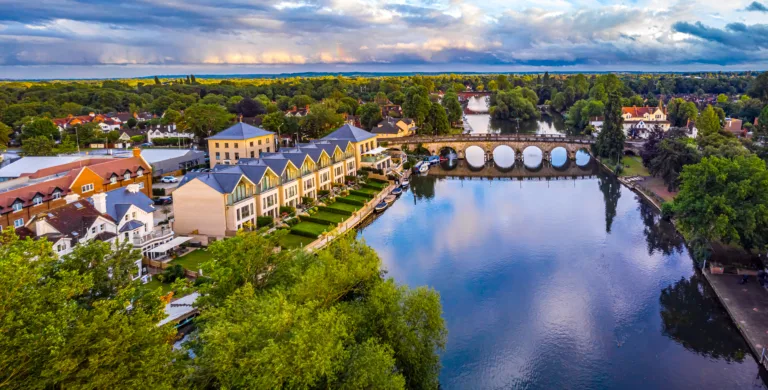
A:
170,249,212,272
357,187,380,196
343,195,370,203
291,221,334,238
142,278,173,295
619,156,649,177
278,234,316,249
327,202,360,213
308,211,348,224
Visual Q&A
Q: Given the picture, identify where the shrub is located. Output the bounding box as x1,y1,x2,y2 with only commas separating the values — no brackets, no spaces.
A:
403,161,413,170
317,205,352,216
344,175,356,182
279,205,295,215
284,217,299,226
661,202,675,220
152,188,165,196
152,137,186,146
301,196,315,206
130,135,145,143
301,216,340,225
369,178,387,184
350,190,374,198
336,197,365,206
256,216,274,228
161,264,185,283
318,189,330,196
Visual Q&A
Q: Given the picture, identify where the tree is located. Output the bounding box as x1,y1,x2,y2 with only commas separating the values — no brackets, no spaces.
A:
649,137,700,191
442,91,462,125
261,111,286,133
153,75,161,85
236,97,267,117
190,234,446,389
674,154,768,251
21,117,59,141
301,102,344,138
747,72,768,102
423,103,450,135
402,86,431,127
0,122,10,151
490,87,539,121
595,90,625,160
696,105,721,136
717,94,728,104
640,125,666,167
178,103,234,139
0,230,179,389
667,98,698,127
290,95,314,109
126,117,137,128
161,108,181,126
756,105,768,136
22,135,56,156
359,103,383,130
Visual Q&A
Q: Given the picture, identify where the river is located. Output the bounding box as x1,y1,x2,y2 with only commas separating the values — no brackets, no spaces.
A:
463,95,568,135
357,171,767,389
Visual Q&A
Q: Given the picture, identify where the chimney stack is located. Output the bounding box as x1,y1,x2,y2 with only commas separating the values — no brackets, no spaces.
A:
91,192,107,214
126,183,140,193
132,147,141,158
64,193,80,204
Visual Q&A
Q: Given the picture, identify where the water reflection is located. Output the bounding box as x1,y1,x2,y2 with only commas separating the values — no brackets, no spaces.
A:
575,149,591,166
465,146,485,167
660,272,749,362
492,145,515,169
523,146,543,168
550,147,567,167
598,172,622,233
639,200,685,256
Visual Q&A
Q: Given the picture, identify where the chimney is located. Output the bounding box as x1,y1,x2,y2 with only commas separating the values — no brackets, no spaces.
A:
126,183,140,193
132,147,141,158
92,192,107,214
64,193,80,204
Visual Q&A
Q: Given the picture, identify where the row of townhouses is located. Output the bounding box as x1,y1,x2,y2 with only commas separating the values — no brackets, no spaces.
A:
172,123,393,241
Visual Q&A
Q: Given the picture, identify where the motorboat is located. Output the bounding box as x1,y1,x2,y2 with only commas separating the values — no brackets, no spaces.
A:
419,163,430,173
427,155,440,165
391,187,403,196
384,195,397,204
400,178,410,187
374,201,388,213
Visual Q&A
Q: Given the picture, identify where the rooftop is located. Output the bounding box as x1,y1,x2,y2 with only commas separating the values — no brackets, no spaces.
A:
322,124,376,143
0,156,84,179
207,122,274,140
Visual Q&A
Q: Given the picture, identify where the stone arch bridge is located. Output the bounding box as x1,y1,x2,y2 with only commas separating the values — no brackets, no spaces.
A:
385,134,596,160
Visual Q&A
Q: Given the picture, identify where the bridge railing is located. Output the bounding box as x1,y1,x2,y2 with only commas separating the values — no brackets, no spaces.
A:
385,133,596,144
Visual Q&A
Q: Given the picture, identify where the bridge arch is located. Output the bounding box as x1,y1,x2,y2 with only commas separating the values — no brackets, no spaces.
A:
550,146,568,168
465,145,486,167
522,146,544,169
492,145,516,169
575,148,592,167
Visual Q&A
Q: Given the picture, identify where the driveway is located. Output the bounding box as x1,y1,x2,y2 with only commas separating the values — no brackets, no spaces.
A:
152,176,182,193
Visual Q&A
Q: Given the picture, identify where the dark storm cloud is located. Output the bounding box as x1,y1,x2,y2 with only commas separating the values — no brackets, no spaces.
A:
383,4,459,27
673,21,768,50
745,1,768,12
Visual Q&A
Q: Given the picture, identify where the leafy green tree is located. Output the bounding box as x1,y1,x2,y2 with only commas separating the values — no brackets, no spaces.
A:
756,105,768,135
153,75,161,85
21,117,59,141
162,108,181,125
22,135,56,156
747,72,768,102
551,92,566,112
60,102,82,116
423,103,450,135
588,84,607,104
55,135,78,154
441,91,462,124
403,86,431,127
649,137,700,191
490,87,539,121
716,94,728,104
675,155,768,252
667,98,698,127
178,103,234,139
290,94,314,109
261,111,286,133
696,105,721,136
0,122,10,151
359,103,383,130
387,91,405,106
301,102,344,138
595,90,625,160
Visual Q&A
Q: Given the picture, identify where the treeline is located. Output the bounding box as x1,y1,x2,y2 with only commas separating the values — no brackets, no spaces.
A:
0,230,447,389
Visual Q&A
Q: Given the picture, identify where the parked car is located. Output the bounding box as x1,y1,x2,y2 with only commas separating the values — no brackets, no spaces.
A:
160,176,178,183
153,196,173,205
140,142,153,147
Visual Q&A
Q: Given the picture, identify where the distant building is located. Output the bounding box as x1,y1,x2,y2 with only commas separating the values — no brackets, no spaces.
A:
371,117,416,138
146,124,194,144
206,123,276,168
589,104,671,139
723,118,745,137
140,149,205,177
284,105,310,118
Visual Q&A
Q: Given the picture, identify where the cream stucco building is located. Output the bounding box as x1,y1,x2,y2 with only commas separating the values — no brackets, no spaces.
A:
207,122,276,167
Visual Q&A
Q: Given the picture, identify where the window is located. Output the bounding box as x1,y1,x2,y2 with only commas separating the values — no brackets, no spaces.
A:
110,176,117,184
91,227,96,234
234,143,239,148
250,142,254,147
100,224,105,231
225,152,230,160
235,152,240,160
216,152,221,160
250,151,255,158
57,243,65,252
215,143,220,148
138,182,144,189
12,202,22,212
81,183,94,193
13,218,23,228
224,143,229,148
132,212,136,219
125,215,129,221
124,172,131,180
52,191,61,200
137,168,143,177
32,196,42,206
266,147,270,153
258,139,262,145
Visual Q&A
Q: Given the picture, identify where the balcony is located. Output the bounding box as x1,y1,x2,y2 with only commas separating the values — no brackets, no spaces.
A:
361,154,389,163
133,228,174,247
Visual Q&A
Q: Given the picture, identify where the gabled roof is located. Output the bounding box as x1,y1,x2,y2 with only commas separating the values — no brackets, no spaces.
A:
622,106,665,117
178,171,250,194
119,220,145,233
35,201,116,239
371,120,399,134
223,164,272,185
103,186,155,222
321,124,376,143
281,151,314,169
84,157,150,184
207,122,274,140
258,153,296,175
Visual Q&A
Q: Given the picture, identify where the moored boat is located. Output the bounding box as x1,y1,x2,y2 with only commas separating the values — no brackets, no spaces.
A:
391,187,403,196
374,201,388,213
400,178,410,187
419,163,429,173
384,195,397,204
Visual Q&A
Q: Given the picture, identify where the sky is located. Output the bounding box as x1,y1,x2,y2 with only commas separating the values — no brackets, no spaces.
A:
1,0,768,79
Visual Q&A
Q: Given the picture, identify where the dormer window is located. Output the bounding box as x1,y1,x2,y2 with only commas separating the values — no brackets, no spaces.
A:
52,191,61,200
12,201,22,212
124,172,131,180
137,168,143,177
32,196,42,206
110,175,117,184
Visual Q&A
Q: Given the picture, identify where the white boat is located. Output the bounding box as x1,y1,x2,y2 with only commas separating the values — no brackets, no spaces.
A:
419,163,429,173
384,195,397,204
400,178,410,187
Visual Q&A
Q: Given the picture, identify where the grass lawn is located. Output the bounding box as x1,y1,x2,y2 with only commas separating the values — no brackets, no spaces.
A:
619,155,649,177
327,202,359,213
363,181,388,190
343,195,370,203
310,211,348,224
171,249,212,272
357,187,380,196
291,221,332,238
142,278,173,295
278,233,316,249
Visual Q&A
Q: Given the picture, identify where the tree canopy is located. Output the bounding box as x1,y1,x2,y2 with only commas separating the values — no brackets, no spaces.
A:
594,90,625,159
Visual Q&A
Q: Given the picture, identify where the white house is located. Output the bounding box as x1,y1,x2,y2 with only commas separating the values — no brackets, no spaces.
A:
146,124,194,143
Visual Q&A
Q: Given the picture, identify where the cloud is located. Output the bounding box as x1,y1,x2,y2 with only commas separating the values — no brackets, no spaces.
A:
0,0,768,77
745,1,768,12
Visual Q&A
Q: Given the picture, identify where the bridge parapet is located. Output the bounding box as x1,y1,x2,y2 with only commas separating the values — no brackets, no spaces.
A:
386,133,596,145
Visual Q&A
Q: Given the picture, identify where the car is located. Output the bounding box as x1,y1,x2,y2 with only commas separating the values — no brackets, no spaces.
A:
153,196,172,205
160,176,178,183
140,142,153,147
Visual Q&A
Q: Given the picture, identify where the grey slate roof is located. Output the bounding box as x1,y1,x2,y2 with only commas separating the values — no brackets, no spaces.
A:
258,153,291,175
371,119,399,134
207,123,274,140
178,171,245,194
119,220,145,233
104,187,155,222
221,164,269,185
321,124,376,142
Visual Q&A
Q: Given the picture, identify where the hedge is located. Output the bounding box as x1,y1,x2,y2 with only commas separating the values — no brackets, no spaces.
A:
369,178,388,184
336,197,365,206
349,190,374,198
317,205,353,216
318,189,330,196
256,216,274,228
152,188,165,196
290,222,332,238
279,206,295,215
300,215,342,226
362,183,385,191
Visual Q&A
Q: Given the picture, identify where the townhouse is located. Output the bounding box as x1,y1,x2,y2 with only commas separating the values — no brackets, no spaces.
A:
207,122,276,167
173,124,382,241
0,149,152,230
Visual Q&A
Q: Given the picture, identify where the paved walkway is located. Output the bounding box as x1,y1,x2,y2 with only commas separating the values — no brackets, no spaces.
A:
704,269,768,368
304,182,397,252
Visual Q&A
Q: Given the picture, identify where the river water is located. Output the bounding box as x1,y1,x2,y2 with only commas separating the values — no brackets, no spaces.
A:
463,95,567,135
357,172,767,389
